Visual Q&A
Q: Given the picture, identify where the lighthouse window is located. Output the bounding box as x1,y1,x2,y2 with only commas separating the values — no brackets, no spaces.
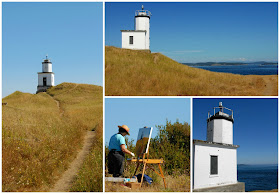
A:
210,155,218,175
43,77,47,86
129,36,133,44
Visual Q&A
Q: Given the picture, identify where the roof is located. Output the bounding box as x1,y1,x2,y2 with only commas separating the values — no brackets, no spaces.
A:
135,10,151,18
193,139,239,148
207,113,234,123
37,72,54,74
121,30,146,32
42,59,52,63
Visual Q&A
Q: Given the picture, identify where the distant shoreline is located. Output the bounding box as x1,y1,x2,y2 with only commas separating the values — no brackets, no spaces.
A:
182,62,278,67
182,62,278,76
250,189,278,192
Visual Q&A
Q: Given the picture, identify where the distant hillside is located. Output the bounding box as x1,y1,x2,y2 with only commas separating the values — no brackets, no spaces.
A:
182,62,278,66
183,62,248,66
105,46,278,96
251,189,278,192
2,83,103,191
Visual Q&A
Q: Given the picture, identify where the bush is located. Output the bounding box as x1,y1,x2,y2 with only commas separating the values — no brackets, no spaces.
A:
150,120,190,175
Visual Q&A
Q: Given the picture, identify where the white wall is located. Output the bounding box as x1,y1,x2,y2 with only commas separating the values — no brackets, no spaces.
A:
135,17,150,49
122,31,146,50
193,142,237,189
42,62,52,72
38,73,55,86
207,119,233,144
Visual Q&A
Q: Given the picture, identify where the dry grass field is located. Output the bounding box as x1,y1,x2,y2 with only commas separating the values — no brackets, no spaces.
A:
105,175,190,192
105,46,278,96
2,83,102,191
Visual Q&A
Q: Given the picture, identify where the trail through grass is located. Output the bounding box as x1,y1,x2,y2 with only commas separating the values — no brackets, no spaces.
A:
70,121,103,192
2,83,103,191
50,131,96,192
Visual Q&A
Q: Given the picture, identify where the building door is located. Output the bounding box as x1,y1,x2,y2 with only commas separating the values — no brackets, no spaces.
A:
43,77,47,86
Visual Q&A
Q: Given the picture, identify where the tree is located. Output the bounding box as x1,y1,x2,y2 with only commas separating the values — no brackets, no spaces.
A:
149,120,190,175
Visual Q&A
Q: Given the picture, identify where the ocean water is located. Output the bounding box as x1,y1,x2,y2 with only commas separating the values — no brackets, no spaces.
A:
188,64,278,75
237,164,278,192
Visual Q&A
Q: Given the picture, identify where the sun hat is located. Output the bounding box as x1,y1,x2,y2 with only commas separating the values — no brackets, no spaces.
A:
118,125,130,135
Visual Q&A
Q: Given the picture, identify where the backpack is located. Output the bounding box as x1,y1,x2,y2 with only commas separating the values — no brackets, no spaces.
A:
135,174,153,184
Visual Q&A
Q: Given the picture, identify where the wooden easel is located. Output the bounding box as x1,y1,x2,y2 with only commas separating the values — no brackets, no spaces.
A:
128,127,167,189
130,152,167,188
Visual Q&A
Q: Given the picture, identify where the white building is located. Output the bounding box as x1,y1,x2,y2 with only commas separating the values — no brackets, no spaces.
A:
37,56,55,93
121,5,151,50
193,102,245,192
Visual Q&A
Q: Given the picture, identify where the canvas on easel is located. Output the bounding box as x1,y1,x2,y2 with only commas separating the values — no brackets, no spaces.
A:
129,127,167,188
135,127,153,157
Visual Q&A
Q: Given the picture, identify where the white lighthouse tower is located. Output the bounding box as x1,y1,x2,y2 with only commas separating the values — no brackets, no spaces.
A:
193,102,245,192
37,56,55,93
121,5,151,50
207,102,234,144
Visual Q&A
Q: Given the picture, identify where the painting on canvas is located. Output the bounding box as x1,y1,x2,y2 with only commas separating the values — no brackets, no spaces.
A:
135,127,153,156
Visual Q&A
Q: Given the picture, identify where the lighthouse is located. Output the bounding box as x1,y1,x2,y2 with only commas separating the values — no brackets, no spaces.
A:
207,102,234,144
193,102,245,192
121,5,151,50
36,56,55,93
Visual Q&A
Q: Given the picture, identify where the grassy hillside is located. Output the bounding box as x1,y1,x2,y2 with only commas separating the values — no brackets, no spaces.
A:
105,46,278,96
2,83,102,191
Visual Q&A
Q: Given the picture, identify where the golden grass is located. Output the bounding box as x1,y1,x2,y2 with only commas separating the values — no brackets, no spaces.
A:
105,46,278,96
2,82,103,191
70,120,103,192
47,82,103,130
105,156,190,192
105,175,190,192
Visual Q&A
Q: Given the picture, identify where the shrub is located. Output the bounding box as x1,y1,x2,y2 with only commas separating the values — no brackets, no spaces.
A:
150,120,190,175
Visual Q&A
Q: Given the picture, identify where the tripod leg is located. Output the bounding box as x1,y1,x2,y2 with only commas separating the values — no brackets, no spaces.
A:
158,164,167,189
140,162,147,187
134,163,140,176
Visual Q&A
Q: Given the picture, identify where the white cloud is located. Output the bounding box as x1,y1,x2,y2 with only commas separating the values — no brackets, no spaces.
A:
173,50,204,53
237,57,247,61
161,50,204,55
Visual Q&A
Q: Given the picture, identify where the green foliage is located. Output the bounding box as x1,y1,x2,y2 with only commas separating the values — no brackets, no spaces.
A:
150,120,190,175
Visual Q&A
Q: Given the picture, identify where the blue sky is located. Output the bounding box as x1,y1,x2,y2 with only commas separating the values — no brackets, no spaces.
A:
193,98,278,165
105,2,278,63
3,3,103,97
105,98,190,146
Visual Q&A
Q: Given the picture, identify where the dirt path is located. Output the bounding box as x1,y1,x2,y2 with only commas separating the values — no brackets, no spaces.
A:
55,83,79,96
67,83,79,93
48,84,80,116
54,98,64,116
50,130,95,192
